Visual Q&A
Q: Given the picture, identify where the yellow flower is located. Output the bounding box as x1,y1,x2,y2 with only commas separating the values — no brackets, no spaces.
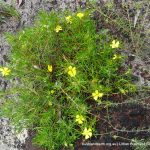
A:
92,90,103,101
0,67,11,76
48,65,53,73
66,15,72,24
110,40,120,48
50,90,54,94
113,54,122,60
75,115,85,124
67,66,76,77
82,127,92,139
120,89,128,95
77,13,84,19
48,101,52,106
55,25,62,33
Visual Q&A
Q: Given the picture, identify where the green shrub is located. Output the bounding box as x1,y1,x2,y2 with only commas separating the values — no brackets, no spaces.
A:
0,10,136,149
0,2,20,23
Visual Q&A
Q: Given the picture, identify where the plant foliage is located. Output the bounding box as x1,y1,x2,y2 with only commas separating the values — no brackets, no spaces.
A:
1,9,136,149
